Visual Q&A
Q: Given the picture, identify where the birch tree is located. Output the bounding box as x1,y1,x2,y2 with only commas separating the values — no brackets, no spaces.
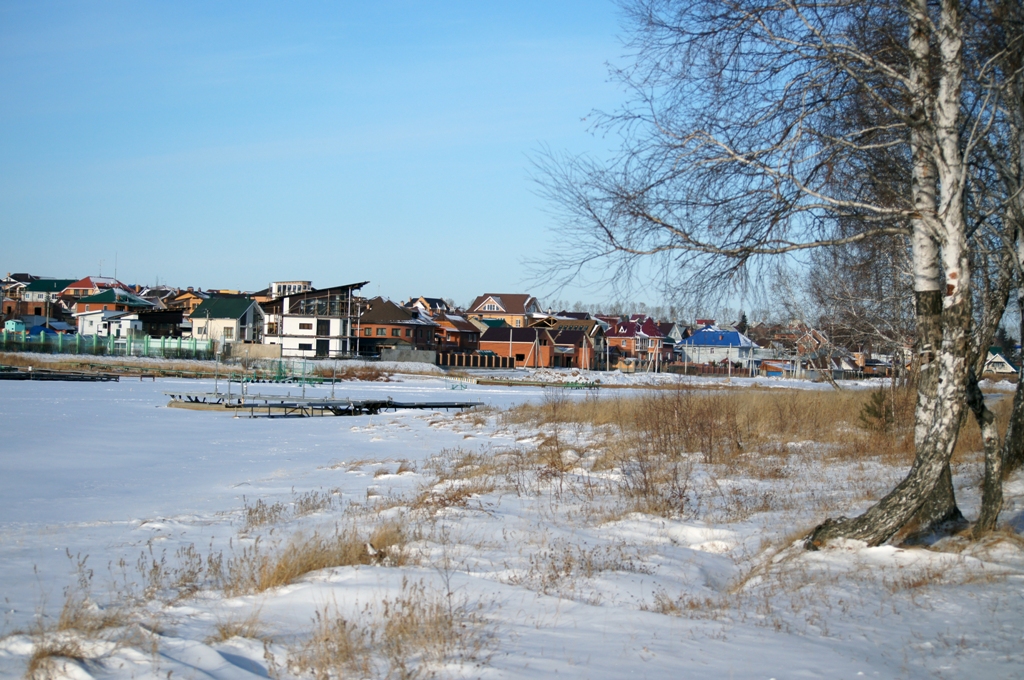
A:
539,0,1018,546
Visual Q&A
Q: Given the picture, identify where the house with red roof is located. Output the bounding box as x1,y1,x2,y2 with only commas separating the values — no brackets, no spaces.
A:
604,316,672,366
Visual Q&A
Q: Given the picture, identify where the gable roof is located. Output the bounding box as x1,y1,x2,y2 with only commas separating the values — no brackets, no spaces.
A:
78,288,155,308
190,297,258,320
65,276,127,292
360,298,436,326
469,293,538,316
23,279,77,293
436,313,478,333
681,325,757,348
605,316,666,339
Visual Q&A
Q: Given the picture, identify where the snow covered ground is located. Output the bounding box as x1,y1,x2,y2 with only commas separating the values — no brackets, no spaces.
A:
1,373,1023,679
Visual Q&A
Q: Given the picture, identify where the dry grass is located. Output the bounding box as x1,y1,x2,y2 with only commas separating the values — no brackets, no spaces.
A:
206,608,267,643
315,364,392,382
292,579,491,680
241,488,342,533
24,638,88,680
225,520,410,596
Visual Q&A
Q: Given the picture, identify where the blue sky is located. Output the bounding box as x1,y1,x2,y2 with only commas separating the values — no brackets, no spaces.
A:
0,1,626,307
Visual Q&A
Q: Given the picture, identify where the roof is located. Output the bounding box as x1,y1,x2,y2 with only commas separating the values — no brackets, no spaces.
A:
190,297,258,320
436,313,478,333
469,293,538,316
78,289,155,308
23,279,76,293
681,325,757,348
605,317,666,339
360,299,436,325
3,273,38,284
66,276,127,291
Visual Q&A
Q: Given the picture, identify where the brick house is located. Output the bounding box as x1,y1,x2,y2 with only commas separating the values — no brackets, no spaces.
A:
467,293,541,329
356,298,437,355
604,316,672,366
479,327,556,368
434,313,480,353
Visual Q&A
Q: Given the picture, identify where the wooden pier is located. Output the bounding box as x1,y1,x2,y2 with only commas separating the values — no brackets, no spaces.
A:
165,391,483,418
0,367,119,382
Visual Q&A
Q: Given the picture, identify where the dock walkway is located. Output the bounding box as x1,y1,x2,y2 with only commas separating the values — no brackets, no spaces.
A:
165,391,482,417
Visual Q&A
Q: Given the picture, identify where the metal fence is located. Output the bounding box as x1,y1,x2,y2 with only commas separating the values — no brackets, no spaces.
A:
0,331,215,360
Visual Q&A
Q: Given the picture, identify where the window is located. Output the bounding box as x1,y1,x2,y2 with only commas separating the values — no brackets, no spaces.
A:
515,353,525,361
405,328,411,337
376,328,386,336
392,328,401,337
299,322,313,330
514,319,521,327
223,328,234,340
364,328,372,336
483,303,499,311
298,343,312,350
267,322,278,335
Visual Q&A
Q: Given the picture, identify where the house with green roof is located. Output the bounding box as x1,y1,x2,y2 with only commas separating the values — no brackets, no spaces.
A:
189,297,264,344
73,289,155,336
22,279,76,316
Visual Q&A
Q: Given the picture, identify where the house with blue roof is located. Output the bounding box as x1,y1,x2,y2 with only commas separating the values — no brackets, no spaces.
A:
678,323,758,365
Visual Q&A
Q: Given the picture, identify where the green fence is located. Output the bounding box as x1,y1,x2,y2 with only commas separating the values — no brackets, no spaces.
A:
0,331,215,360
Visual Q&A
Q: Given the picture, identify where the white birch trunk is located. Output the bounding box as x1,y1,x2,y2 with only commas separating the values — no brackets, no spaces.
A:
808,0,971,548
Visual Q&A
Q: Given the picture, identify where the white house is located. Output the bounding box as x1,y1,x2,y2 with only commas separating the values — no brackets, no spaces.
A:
190,298,264,345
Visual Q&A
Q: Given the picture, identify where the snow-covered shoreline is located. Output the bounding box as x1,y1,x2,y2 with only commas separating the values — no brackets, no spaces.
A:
1,378,1022,679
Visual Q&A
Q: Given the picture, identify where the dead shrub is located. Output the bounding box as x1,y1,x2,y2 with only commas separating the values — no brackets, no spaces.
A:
292,579,491,679
295,609,373,679
242,497,288,532
316,364,392,382
25,638,88,680
293,488,342,517
207,608,267,643
225,521,409,596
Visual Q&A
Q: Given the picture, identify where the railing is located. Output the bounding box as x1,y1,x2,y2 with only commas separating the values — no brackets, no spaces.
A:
0,331,215,360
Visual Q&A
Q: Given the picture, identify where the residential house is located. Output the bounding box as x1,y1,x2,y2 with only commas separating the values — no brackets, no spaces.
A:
261,282,367,358
434,313,480,353
466,293,541,329
63,276,129,299
355,297,437,355
169,289,210,315
479,327,556,368
604,316,672,367
73,289,155,336
21,279,76,318
548,328,600,369
679,323,758,365
405,297,451,316
73,288,155,315
190,297,264,346
138,286,181,309
528,314,606,369
985,348,1019,378
2,273,37,314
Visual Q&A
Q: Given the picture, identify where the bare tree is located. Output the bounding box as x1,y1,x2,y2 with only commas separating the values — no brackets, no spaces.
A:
539,0,1018,546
